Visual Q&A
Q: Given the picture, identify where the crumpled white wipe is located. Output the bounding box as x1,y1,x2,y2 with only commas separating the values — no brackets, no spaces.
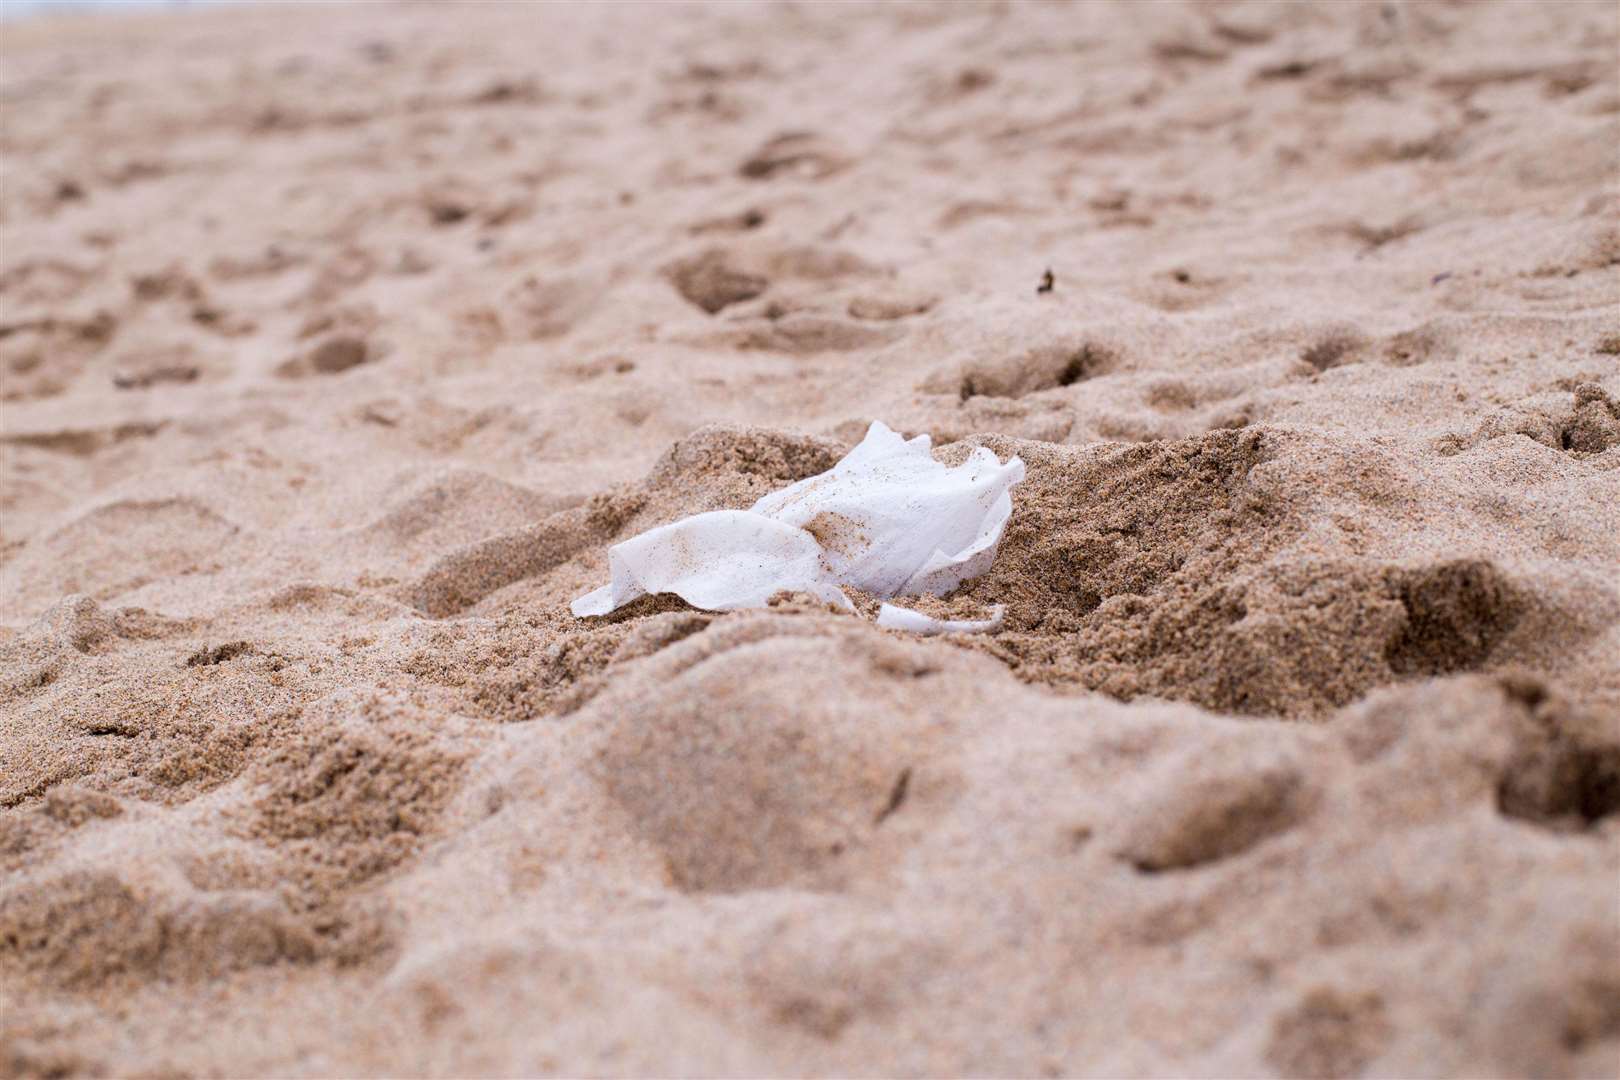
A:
572,421,1023,634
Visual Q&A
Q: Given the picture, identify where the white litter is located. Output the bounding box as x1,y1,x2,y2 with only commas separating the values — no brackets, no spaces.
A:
571,422,1024,633
875,602,1005,635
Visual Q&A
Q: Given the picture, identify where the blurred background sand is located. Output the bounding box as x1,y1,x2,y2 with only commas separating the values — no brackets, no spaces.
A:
1,1,1617,1075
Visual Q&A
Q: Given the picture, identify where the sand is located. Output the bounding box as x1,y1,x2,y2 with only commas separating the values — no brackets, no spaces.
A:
1,0,1617,1075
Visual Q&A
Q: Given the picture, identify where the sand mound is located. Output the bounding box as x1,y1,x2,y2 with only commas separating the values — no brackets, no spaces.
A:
1,1,1616,1076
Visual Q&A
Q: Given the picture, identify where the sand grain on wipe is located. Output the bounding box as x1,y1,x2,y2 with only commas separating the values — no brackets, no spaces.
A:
2,1,1618,1077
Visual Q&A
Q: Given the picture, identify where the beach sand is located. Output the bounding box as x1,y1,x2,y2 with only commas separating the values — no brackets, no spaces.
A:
1,1,1617,1075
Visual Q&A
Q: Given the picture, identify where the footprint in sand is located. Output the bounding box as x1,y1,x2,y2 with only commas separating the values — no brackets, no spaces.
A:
738,132,851,180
